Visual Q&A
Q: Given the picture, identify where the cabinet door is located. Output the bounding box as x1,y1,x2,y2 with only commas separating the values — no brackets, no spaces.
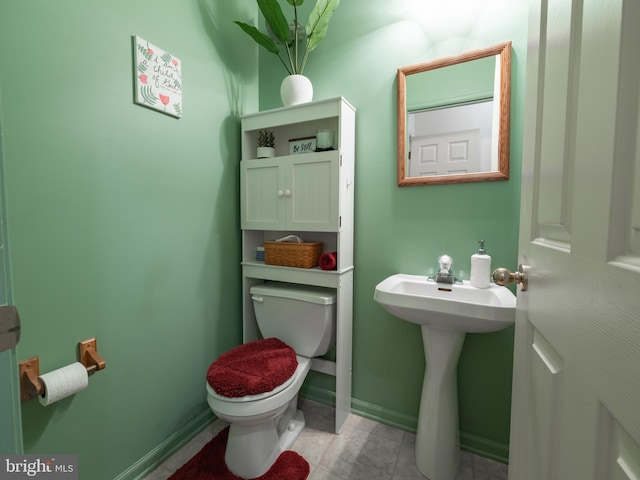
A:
286,154,339,231
240,159,285,230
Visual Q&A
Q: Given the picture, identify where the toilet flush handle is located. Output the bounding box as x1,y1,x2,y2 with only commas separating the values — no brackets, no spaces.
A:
251,295,264,303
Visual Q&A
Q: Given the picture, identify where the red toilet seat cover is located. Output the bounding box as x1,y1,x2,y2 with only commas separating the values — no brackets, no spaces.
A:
206,338,298,398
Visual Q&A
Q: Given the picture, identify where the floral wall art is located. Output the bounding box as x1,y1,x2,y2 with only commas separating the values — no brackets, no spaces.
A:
133,36,182,118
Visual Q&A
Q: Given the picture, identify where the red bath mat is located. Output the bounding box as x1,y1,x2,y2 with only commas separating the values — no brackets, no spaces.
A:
207,338,298,398
168,427,310,480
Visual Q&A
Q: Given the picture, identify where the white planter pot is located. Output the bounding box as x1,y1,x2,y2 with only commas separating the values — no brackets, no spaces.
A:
257,146,275,159
280,74,313,107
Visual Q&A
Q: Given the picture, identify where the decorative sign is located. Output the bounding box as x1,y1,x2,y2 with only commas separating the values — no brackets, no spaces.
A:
133,36,182,118
289,136,316,155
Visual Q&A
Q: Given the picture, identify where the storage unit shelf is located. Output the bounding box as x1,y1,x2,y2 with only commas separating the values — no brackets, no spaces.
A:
242,262,354,288
244,150,336,162
240,97,355,434
242,96,352,130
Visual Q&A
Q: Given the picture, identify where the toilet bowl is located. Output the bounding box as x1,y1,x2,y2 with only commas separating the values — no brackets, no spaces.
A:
205,282,336,479
206,353,310,478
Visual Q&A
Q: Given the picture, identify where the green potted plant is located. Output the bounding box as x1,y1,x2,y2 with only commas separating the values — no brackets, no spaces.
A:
235,0,341,106
257,130,276,158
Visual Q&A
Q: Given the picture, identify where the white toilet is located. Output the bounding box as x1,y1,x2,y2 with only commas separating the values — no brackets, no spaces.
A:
206,282,336,479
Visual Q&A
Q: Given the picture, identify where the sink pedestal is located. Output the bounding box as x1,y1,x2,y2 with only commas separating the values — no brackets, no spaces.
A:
373,273,516,479
415,326,465,480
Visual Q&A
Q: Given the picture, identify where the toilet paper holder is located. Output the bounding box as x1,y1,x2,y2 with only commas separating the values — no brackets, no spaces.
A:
19,337,106,402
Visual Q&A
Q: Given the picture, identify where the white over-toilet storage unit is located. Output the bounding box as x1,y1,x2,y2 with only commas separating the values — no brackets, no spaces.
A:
239,97,355,434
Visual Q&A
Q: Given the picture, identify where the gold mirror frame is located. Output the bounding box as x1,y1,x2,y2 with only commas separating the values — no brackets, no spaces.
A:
397,42,511,186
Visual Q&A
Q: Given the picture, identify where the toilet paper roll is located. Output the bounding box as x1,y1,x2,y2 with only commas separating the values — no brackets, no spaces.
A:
38,362,89,406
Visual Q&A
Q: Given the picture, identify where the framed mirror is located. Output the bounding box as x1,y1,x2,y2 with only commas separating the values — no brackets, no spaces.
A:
397,42,511,186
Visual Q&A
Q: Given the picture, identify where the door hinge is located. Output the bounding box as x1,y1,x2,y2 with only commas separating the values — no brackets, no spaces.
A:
339,216,342,228
340,154,343,167
0,305,21,352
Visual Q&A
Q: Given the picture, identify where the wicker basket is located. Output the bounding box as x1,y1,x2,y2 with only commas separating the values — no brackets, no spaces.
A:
263,241,323,269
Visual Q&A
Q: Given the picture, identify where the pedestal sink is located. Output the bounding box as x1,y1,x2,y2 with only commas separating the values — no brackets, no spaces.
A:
374,273,516,480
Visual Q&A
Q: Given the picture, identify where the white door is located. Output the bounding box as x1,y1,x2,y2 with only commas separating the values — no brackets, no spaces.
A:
0,138,22,453
0,351,22,454
509,0,640,478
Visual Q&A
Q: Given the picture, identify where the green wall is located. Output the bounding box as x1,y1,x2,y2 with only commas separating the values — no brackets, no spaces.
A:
0,0,529,475
0,0,256,478
258,0,529,461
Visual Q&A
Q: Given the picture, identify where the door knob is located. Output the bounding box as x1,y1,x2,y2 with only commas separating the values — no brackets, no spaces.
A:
492,264,530,291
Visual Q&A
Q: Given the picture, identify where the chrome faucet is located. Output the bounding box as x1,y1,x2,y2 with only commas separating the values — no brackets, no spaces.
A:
429,254,461,284
436,255,454,283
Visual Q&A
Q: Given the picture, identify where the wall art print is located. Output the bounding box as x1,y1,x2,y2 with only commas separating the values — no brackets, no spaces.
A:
133,36,182,118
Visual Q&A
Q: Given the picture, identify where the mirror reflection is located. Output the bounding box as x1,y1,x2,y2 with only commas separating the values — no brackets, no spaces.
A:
397,42,511,186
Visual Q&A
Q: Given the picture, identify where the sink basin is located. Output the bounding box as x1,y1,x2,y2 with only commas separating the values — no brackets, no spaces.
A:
373,273,516,480
374,273,516,333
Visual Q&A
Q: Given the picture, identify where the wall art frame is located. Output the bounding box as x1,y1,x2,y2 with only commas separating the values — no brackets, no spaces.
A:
133,36,182,118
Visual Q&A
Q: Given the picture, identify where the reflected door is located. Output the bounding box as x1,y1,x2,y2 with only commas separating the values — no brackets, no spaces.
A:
409,129,480,176
510,0,640,478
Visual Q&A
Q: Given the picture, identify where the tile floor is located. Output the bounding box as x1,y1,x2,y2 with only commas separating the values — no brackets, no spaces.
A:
143,399,509,480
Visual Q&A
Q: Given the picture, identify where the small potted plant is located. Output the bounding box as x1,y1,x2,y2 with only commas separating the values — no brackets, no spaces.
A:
257,130,276,158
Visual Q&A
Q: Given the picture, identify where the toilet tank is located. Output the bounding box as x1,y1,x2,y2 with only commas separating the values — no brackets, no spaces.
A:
250,282,337,357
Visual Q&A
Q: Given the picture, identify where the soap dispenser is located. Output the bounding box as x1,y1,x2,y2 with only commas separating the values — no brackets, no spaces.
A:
470,240,491,288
